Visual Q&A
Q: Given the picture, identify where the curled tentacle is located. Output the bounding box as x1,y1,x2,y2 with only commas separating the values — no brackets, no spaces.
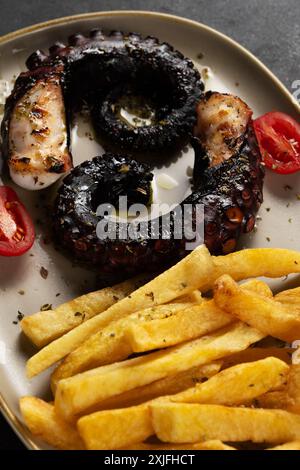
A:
1,65,72,189
1,29,264,281
2,30,203,189
53,92,264,284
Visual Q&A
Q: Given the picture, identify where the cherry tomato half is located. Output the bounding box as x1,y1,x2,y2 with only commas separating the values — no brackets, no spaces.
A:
253,111,300,174
0,186,35,256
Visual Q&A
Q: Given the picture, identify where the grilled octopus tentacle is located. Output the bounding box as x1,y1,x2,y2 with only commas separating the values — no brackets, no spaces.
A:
1,30,203,189
1,66,72,189
192,91,264,254
53,92,264,284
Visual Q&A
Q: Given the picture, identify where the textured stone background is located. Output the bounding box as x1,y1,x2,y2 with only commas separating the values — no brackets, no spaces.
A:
0,0,299,450
0,0,299,88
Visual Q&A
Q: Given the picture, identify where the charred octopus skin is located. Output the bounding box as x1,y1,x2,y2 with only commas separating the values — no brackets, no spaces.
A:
53,92,264,284
192,92,264,254
1,30,203,190
31,31,203,153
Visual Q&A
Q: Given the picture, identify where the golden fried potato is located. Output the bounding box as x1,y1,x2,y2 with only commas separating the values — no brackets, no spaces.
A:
55,322,263,422
275,287,300,311
286,365,300,413
210,248,300,290
21,277,145,348
26,248,300,378
126,279,272,354
52,279,268,391
20,247,300,451
268,441,300,450
26,245,214,378
76,357,284,449
174,290,202,303
125,301,232,354
248,365,300,414
223,347,294,368
86,362,222,411
80,406,228,450
19,397,84,450
50,303,191,392
171,357,289,405
77,405,152,450
150,403,300,444
251,390,292,410
214,275,300,342
239,279,273,298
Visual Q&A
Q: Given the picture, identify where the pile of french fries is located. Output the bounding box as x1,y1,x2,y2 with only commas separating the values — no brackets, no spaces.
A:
19,245,300,450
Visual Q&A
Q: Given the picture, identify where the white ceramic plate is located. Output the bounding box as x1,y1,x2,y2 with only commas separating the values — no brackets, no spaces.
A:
0,11,299,450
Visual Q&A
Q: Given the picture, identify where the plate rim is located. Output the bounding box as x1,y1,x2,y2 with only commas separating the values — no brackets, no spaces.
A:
0,394,40,450
1,9,299,114
0,9,299,451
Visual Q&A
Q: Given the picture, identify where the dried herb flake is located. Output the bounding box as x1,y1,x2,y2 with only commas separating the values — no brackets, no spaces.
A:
145,292,155,301
40,303,52,311
17,311,24,321
40,266,49,280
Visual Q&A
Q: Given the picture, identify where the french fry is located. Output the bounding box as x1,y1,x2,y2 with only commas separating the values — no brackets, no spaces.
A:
214,275,300,342
124,301,232,354
20,277,146,348
251,391,292,410
26,248,300,378
26,245,214,378
55,322,264,422
174,290,202,303
51,303,192,392
52,279,270,390
222,347,294,368
268,441,300,450
250,367,300,413
76,359,289,450
150,403,300,444
19,397,84,450
275,287,300,311
124,441,236,450
86,362,222,411
77,405,152,450
170,357,289,405
126,279,271,354
239,279,273,298
286,365,300,413
210,248,300,291
175,270,272,303
20,247,300,450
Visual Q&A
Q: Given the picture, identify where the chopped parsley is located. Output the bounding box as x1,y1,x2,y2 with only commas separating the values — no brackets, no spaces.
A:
40,303,52,311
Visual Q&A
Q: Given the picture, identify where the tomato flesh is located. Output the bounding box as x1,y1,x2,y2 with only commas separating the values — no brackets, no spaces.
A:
0,187,35,256
253,111,300,174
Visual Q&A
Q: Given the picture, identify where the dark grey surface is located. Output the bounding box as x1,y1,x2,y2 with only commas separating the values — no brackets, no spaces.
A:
0,0,299,451
0,0,299,89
